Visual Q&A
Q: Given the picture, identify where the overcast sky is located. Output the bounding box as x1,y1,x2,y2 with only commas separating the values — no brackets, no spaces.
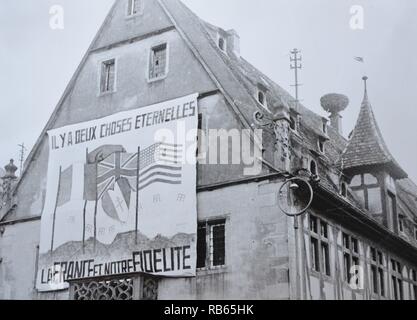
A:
1,0,416,182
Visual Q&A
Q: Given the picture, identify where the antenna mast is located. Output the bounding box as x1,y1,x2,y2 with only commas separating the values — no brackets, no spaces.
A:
290,48,303,110
18,143,27,175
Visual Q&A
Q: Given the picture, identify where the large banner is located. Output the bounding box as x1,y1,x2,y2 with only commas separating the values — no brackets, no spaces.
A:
37,94,198,291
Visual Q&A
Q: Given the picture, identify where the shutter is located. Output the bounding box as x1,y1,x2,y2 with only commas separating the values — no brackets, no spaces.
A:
108,62,115,91
100,63,106,92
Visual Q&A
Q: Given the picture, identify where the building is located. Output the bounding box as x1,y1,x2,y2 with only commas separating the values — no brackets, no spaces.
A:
1,0,417,300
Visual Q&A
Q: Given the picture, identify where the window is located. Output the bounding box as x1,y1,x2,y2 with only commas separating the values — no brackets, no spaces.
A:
290,116,297,131
318,140,325,154
399,215,404,233
342,233,360,284
414,226,417,241
370,247,385,297
410,269,417,300
350,175,362,187
387,192,398,232
322,119,328,134
100,59,116,93
349,173,382,214
127,0,143,16
197,220,226,269
258,90,266,106
310,160,317,176
341,182,348,198
218,37,226,51
367,187,383,213
309,215,331,276
391,259,403,300
149,43,168,80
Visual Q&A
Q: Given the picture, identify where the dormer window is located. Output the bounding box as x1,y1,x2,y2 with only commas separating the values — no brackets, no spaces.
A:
290,116,297,131
257,90,266,106
310,160,318,176
322,120,328,134
318,140,325,154
341,182,348,198
127,0,143,16
349,173,382,214
399,215,404,233
218,37,226,51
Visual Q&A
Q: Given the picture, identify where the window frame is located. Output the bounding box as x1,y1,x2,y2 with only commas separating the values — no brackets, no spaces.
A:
410,269,417,300
126,0,144,18
342,232,360,285
349,173,382,214
147,42,169,83
308,214,331,277
217,36,227,52
317,139,325,154
310,159,318,176
257,90,267,107
398,214,406,234
370,247,386,298
390,258,404,300
98,58,117,96
289,115,298,132
197,219,227,271
340,182,348,198
322,119,328,134
390,258,405,301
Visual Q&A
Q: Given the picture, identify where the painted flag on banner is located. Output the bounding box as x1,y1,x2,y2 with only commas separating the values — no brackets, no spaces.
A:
136,142,183,191
96,151,137,222
83,145,126,202
83,143,183,222
56,165,73,207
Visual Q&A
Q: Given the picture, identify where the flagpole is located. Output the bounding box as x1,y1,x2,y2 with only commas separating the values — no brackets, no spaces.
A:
50,166,62,253
82,148,88,254
93,159,99,252
135,146,141,245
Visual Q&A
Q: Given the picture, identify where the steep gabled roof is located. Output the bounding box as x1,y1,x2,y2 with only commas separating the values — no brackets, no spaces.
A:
341,77,407,179
5,0,415,226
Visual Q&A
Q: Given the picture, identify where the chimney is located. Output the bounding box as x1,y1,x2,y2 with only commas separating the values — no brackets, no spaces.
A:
320,93,349,135
227,29,240,57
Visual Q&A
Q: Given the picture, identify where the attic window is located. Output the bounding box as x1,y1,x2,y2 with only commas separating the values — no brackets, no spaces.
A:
318,140,325,154
322,120,328,134
218,37,226,51
149,43,168,81
100,59,116,93
310,160,318,176
341,182,348,198
127,0,143,16
399,215,404,233
258,90,266,106
290,116,297,131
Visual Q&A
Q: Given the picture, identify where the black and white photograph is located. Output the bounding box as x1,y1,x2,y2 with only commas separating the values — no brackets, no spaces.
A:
1,0,417,307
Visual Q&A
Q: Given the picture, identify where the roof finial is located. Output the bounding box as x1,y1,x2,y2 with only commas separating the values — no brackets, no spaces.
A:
362,76,368,99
